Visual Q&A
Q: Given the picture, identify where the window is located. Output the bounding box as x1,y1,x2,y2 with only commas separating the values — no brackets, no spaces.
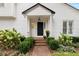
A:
68,21,73,34
0,3,4,7
63,21,67,34
63,20,73,34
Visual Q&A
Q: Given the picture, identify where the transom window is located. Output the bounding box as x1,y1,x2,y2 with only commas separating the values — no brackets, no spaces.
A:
63,20,73,34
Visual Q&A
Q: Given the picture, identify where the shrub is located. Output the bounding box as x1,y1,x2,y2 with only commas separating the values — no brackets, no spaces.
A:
25,37,34,47
18,37,34,54
58,34,73,46
20,35,26,42
71,36,79,43
18,41,30,54
47,37,54,43
0,28,21,49
48,39,59,50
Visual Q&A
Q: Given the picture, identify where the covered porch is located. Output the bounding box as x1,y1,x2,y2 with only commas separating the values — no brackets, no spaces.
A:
22,3,55,37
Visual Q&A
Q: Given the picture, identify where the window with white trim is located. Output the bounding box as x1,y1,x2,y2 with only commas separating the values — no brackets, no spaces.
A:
63,20,73,34
0,3,4,7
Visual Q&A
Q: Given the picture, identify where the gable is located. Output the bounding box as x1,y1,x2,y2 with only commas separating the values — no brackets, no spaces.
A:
22,3,55,15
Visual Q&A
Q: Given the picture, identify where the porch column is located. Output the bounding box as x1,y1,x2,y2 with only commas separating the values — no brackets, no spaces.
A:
49,14,53,36
26,16,30,37
27,17,30,36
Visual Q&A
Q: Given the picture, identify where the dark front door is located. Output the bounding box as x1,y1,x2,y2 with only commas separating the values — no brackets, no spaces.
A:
37,22,43,36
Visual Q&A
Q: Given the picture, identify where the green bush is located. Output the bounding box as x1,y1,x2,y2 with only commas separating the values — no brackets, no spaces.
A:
18,37,34,54
20,35,26,42
48,39,59,50
25,37,34,47
0,28,21,49
58,34,73,46
18,41,30,54
71,36,79,43
47,37,54,43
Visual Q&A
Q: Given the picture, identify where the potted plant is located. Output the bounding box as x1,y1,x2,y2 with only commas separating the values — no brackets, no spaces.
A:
45,30,50,37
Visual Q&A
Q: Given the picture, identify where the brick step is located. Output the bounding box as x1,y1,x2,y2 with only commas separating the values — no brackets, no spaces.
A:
35,42,47,46
35,40,46,43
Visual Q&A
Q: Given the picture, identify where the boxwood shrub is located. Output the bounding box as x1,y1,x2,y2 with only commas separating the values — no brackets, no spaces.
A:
47,37,59,50
18,37,34,54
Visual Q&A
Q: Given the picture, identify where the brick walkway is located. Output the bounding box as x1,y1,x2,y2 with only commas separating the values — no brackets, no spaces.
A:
29,39,51,56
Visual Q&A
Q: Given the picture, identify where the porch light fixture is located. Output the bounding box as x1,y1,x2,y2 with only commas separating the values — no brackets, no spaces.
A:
38,17,41,21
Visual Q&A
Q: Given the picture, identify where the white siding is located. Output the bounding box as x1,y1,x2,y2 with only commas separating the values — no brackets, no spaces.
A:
0,3,79,38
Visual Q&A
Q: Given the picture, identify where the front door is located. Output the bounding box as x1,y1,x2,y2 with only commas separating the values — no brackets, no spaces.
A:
37,22,43,36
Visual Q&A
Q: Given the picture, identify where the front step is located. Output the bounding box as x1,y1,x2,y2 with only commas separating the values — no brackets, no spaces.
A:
34,39,47,46
35,40,46,43
35,42,47,46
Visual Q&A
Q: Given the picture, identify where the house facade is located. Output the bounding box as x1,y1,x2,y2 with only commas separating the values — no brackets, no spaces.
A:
0,3,79,38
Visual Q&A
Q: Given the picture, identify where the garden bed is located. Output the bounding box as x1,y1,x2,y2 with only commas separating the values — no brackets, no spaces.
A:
50,48,79,56
44,33,79,56
0,28,34,56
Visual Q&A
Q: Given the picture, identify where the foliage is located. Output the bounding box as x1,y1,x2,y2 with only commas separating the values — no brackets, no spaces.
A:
18,41,30,54
72,43,79,48
57,45,76,53
24,37,34,47
47,37,59,50
71,36,79,43
18,37,34,54
52,52,79,56
47,37,54,43
0,28,21,49
58,34,73,46
20,35,26,42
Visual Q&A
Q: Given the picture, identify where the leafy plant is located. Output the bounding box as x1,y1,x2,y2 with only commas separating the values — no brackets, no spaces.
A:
57,45,76,53
72,43,79,48
47,37,59,50
0,28,21,49
18,41,30,54
71,36,79,43
20,35,26,42
18,37,34,54
45,30,50,37
58,34,73,46
47,37,54,43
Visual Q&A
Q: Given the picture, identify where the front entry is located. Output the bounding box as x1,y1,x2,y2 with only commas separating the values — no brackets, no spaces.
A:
37,22,43,36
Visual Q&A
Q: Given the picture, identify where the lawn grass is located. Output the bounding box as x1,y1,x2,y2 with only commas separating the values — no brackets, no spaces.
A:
51,52,79,56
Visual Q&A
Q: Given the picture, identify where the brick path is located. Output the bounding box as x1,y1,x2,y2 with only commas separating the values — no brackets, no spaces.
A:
29,39,51,56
